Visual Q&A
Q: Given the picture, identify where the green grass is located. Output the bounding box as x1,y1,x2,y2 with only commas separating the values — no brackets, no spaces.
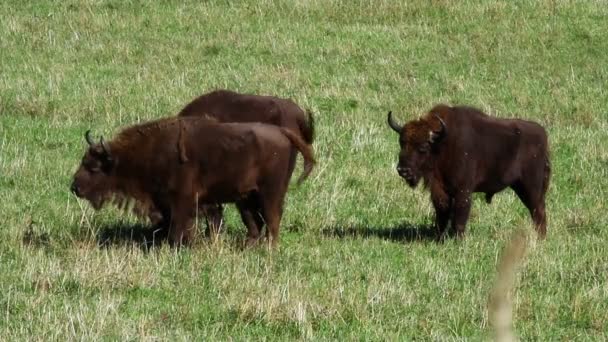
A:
1,0,607,339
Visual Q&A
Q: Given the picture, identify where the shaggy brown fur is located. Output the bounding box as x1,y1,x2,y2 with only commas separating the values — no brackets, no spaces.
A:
177,89,315,235
71,116,315,246
388,104,551,239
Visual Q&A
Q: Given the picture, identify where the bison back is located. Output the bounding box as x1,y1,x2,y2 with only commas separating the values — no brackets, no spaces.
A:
178,89,312,144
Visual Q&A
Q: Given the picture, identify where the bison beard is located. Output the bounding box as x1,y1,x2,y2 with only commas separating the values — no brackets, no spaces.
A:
388,104,551,240
177,89,315,236
70,117,315,247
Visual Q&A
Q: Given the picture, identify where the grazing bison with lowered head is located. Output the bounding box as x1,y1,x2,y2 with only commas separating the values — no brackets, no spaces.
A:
387,104,550,239
178,89,315,236
70,116,315,246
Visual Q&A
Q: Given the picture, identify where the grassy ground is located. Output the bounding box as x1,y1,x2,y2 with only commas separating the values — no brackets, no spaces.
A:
1,0,607,339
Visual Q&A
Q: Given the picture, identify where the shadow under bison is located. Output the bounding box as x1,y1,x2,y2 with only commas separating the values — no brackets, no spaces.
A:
96,221,450,249
322,223,440,243
95,222,249,251
96,222,167,250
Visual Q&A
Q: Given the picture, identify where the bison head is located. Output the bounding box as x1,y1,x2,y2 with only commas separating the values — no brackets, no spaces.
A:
387,111,446,187
70,130,115,209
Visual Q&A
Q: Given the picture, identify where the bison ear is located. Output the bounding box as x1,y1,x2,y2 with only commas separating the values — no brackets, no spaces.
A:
429,113,447,144
387,111,402,134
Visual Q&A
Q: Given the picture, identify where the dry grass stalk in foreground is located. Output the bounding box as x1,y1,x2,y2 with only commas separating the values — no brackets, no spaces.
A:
488,230,529,342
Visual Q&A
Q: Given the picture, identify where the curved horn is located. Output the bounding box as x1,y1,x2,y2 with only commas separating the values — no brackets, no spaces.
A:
434,113,447,134
387,111,402,134
99,136,111,158
85,130,95,146
430,113,447,143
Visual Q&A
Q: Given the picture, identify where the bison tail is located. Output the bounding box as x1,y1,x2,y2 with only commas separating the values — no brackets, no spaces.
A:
298,109,315,145
280,128,316,185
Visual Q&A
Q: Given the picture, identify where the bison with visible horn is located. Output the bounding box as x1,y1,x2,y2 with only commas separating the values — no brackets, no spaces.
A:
178,89,315,236
71,117,315,246
387,104,550,239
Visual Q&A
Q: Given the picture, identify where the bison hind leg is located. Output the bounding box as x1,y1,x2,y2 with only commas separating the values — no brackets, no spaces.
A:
236,194,264,248
511,181,547,239
203,204,224,242
257,187,287,248
532,203,547,239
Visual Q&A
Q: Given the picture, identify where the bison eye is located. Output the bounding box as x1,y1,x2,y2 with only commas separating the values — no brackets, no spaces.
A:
418,145,430,153
84,161,101,173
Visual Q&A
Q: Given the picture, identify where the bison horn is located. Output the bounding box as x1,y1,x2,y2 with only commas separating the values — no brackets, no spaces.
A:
99,136,112,158
430,113,447,143
85,130,95,146
387,111,402,134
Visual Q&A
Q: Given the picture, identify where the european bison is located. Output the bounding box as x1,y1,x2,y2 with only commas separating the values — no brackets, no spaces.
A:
387,104,550,239
178,89,315,235
70,116,315,246
179,89,314,146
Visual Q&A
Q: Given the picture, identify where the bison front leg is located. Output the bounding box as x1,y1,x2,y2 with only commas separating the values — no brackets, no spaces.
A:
147,201,171,244
151,216,170,243
451,191,472,239
168,216,195,247
431,189,452,241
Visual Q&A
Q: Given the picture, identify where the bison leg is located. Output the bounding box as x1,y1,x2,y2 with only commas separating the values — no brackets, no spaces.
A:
511,182,547,239
203,204,224,242
262,207,281,248
168,216,195,246
431,190,452,241
151,216,170,243
147,201,171,244
451,192,472,238
258,189,286,248
236,199,263,248
532,203,547,238
168,198,197,247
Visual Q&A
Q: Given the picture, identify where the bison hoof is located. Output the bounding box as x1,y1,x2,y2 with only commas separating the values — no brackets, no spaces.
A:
436,232,448,243
244,237,261,248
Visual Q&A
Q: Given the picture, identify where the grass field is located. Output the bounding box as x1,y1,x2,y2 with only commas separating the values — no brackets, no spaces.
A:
1,0,607,339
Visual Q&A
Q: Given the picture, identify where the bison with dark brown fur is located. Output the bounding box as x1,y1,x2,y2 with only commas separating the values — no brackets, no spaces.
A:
179,89,314,146
387,104,550,239
70,116,315,246
178,89,315,235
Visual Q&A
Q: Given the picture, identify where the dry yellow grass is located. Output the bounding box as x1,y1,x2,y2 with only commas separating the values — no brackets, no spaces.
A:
489,230,530,342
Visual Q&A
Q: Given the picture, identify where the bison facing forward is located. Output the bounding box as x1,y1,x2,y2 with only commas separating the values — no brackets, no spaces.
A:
178,89,315,235
70,117,315,246
387,104,550,239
